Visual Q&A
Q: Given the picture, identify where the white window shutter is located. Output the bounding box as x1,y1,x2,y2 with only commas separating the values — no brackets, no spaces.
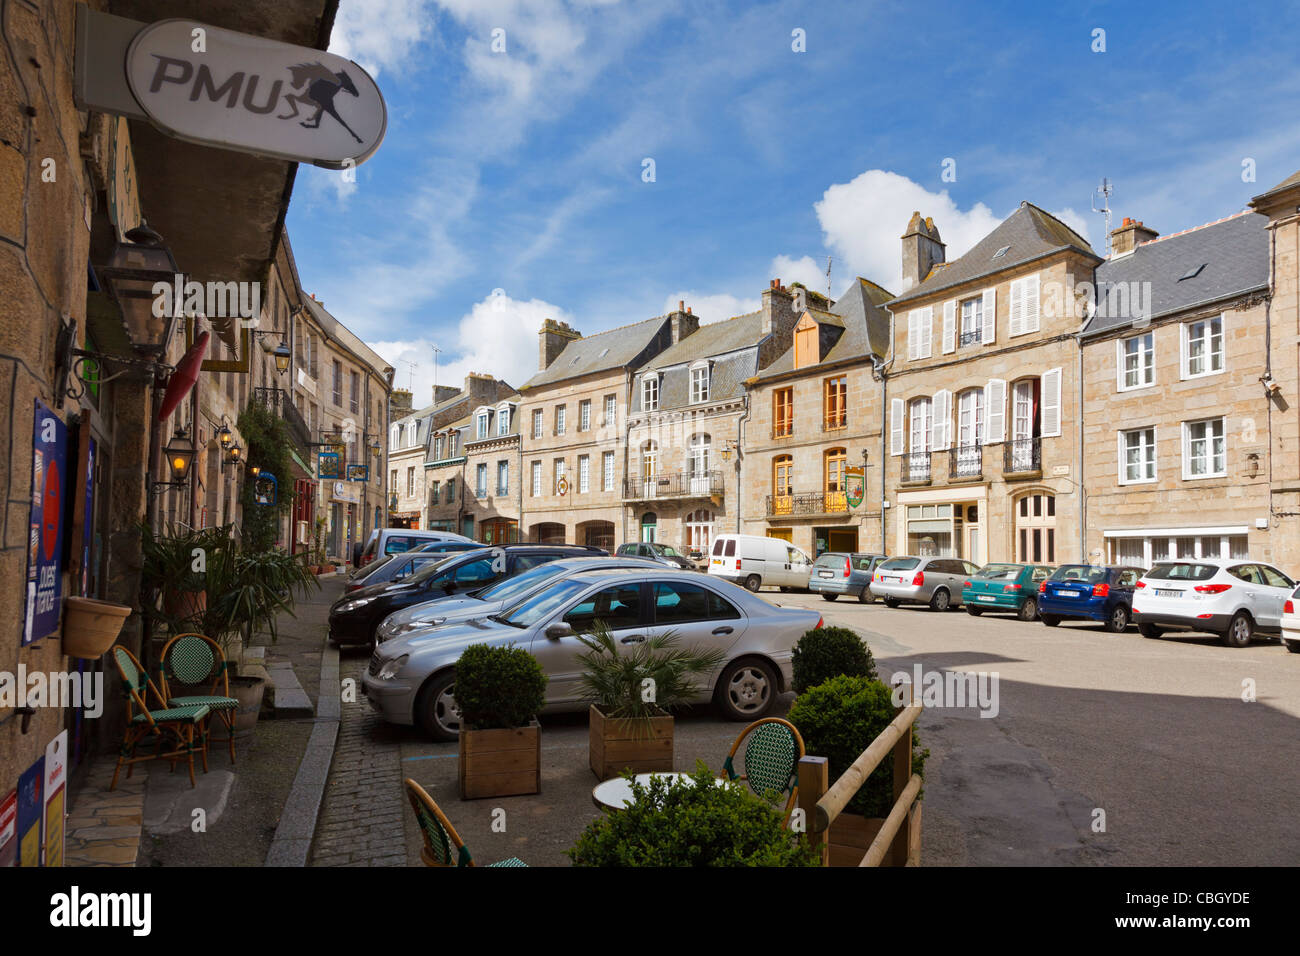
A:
932,389,951,450
1009,279,1023,336
890,398,905,455
1042,367,1062,437
1024,274,1041,332
921,306,933,358
1115,339,1124,392
981,288,996,344
984,379,1006,444
942,300,956,354
1178,323,1188,380
907,312,918,360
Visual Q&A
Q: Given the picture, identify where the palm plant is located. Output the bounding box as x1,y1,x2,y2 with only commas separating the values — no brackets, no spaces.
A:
575,621,726,723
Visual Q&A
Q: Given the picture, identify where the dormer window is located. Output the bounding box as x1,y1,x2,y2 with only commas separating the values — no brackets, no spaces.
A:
690,363,710,403
642,374,659,411
434,434,445,459
497,405,511,436
476,410,491,440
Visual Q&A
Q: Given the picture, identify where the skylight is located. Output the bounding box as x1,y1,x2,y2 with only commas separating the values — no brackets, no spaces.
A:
1178,263,1207,281
992,245,1010,259
599,348,609,357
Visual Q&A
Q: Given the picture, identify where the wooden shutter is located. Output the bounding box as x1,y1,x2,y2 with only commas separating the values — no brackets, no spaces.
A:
1009,279,1024,336
1041,367,1062,437
890,398,905,455
921,306,933,358
984,379,1006,444
932,389,952,450
907,311,919,360
1023,274,1040,332
942,300,957,354
982,288,996,344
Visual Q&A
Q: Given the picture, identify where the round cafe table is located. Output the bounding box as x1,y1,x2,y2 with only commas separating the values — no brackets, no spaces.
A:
591,772,725,811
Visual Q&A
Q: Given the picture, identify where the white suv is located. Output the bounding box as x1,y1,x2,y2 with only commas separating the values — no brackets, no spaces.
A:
1131,559,1295,647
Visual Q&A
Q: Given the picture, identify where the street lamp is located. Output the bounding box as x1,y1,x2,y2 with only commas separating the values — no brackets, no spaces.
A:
97,224,181,352
224,442,242,467
273,340,291,374
217,422,233,451
152,425,196,494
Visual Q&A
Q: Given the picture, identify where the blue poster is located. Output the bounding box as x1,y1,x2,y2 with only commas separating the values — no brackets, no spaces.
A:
24,400,67,646
16,757,43,867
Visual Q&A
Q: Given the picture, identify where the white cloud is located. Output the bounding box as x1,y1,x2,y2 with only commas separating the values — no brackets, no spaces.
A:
659,290,759,325
329,0,435,77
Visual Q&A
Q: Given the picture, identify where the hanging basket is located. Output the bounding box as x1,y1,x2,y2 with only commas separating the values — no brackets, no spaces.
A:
61,597,132,660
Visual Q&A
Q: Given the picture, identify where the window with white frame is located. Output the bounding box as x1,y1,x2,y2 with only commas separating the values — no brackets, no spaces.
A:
1119,427,1156,484
555,405,566,435
642,375,659,411
956,388,985,449
531,460,542,497
578,455,590,493
1183,418,1226,478
909,397,932,453
434,435,444,460
1118,333,1155,390
1183,315,1224,378
554,458,566,493
497,406,510,436
602,451,615,491
476,463,487,497
476,411,490,439
406,467,416,497
579,399,591,431
959,297,983,346
690,365,710,403
604,395,617,428
531,408,543,438
497,460,508,495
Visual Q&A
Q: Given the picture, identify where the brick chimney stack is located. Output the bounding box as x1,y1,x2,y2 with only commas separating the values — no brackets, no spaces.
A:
390,388,413,419
538,318,582,370
759,278,799,366
901,211,946,289
1110,217,1159,256
669,300,700,344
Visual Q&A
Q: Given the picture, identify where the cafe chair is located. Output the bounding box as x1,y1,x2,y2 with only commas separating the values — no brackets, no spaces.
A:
721,717,806,823
110,645,210,790
159,633,240,765
403,779,527,868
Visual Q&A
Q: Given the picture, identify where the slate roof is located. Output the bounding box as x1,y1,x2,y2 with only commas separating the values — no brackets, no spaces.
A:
1085,210,1269,337
889,202,1099,307
301,295,392,378
753,276,894,382
630,312,763,412
520,316,673,389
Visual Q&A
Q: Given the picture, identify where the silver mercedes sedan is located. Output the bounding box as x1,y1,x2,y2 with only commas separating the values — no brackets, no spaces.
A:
361,566,824,740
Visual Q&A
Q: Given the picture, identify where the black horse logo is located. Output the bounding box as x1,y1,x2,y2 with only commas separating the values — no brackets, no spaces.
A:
278,62,364,143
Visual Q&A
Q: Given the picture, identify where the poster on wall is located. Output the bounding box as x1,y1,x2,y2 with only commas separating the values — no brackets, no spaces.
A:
24,400,68,646
43,731,67,867
16,757,43,867
0,789,16,867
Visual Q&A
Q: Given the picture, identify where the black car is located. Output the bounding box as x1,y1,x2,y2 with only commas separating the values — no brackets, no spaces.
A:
327,544,607,646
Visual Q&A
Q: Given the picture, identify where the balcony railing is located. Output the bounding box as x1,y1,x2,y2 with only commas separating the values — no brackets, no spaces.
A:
1003,437,1042,475
771,421,794,439
623,469,723,500
949,444,982,479
959,328,983,347
766,491,849,517
901,451,931,484
254,387,311,453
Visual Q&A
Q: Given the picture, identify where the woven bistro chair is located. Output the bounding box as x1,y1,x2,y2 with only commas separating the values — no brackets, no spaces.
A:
110,645,209,790
402,779,527,868
721,717,806,823
160,633,239,765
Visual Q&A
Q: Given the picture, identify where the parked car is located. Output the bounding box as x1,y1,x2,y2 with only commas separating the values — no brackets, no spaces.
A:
1131,559,1296,647
615,542,695,570
329,544,605,647
1279,584,1300,653
1038,564,1145,631
707,533,813,592
962,563,1055,621
808,552,888,603
357,528,474,568
347,542,483,591
872,556,980,611
362,566,824,739
375,554,657,642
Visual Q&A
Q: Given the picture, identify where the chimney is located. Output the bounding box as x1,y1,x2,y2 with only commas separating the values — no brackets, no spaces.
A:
465,372,503,409
432,384,459,406
669,301,700,344
761,278,798,341
390,388,413,419
1110,217,1159,256
900,211,946,289
538,318,582,370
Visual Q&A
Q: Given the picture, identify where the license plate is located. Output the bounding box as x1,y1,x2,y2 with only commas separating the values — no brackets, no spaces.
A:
1060,590,1081,598
818,571,833,578
1156,589,1181,598
978,595,996,602
711,559,721,565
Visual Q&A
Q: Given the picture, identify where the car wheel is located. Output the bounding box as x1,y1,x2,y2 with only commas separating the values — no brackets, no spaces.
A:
857,587,874,605
744,574,762,592
1018,597,1039,622
1104,605,1129,633
821,593,838,602
883,597,900,608
414,670,461,741
1223,612,1254,648
1286,640,1300,654
929,588,950,612
1138,624,1163,639
1041,614,1060,627
715,658,778,721
966,605,983,616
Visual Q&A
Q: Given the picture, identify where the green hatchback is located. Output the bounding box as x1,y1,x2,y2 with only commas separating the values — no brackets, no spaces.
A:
962,563,1055,621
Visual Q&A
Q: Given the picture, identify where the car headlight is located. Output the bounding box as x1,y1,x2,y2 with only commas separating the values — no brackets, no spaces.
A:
376,654,409,680
336,596,376,613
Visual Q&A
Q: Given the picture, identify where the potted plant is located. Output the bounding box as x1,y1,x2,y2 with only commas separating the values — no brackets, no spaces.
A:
455,643,547,799
786,674,927,867
576,622,724,780
568,763,820,867
140,523,222,627
790,626,878,694
61,597,132,659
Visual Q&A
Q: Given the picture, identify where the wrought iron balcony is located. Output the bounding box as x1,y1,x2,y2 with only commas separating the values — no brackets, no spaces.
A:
254,386,311,454
1003,437,1042,475
770,421,794,439
623,469,723,501
900,451,931,484
959,328,983,347
949,444,983,480
766,491,849,517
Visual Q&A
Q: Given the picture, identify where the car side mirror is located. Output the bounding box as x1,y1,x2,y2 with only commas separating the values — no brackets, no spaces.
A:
545,622,574,640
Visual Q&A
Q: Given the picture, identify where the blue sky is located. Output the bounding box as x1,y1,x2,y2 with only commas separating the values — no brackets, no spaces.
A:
285,0,1300,402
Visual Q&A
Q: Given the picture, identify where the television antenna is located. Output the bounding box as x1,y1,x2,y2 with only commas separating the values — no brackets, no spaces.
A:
431,345,441,399
1092,178,1113,255
825,255,833,298
399,358,418,390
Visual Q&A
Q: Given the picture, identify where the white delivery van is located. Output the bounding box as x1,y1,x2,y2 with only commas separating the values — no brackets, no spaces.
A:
707,534,813,592
357,528,474,568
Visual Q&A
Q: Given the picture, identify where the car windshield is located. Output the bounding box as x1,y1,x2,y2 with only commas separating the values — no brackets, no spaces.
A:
1145,563,1217,581
496,577,592,628
476,561,568,602
814,553,845,568
880,557,920,571
355,554,395,577
975,564,1022,579
404,552,479,585
651,544,682,557
1050,565,1108,584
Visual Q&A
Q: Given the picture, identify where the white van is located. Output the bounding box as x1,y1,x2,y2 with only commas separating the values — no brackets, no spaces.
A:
707,534,813,592
357,528,474,568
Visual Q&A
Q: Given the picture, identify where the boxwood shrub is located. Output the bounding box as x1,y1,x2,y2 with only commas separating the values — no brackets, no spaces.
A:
790,626,877,694
786,675,927,818
454,643,547,731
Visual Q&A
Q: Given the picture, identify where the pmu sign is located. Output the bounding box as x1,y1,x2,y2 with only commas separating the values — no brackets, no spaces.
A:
77,10,386,169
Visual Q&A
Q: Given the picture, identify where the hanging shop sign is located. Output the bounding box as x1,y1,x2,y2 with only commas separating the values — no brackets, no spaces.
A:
25,401,68,646
845,468,865,509
346,464,369,482
253,472,278,507
317,451,342,479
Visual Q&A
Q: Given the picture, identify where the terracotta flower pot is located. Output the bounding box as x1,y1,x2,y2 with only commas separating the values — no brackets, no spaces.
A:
162,587,206,623
229,675,266,738
62,598,132,660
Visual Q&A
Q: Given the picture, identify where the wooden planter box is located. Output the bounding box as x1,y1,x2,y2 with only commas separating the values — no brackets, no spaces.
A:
826,803,923,867
458,720,541,800
589,704,673,780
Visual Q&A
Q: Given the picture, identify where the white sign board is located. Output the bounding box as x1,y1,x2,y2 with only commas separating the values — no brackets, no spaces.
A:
125,19,386,169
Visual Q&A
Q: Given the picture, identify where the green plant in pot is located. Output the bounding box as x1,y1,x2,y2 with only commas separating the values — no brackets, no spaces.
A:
454,643,547,799
790,625,877,694
786,674,928,866
576,621,725,780
567,762,820,867
140,522,226,627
